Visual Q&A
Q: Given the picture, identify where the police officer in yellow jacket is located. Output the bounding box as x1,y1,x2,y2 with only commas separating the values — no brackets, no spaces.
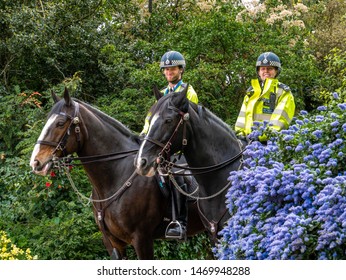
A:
141,50,198,240
141,51,198,135
235,52,295,140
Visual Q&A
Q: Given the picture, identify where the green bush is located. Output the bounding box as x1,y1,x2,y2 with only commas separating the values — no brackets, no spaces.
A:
0,0,343,260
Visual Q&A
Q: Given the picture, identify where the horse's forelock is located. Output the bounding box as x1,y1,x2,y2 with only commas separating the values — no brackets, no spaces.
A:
149,92,171,116
153,91,188,115
48,99,65,118
48,96,79,117
170,90,189,112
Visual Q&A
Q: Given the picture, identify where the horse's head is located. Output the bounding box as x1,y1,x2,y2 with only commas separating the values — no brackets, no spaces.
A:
30,88,83,176
135,85,190,177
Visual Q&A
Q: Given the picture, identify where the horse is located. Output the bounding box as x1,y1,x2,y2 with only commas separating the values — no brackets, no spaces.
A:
135,86,247,242
29,88,205,260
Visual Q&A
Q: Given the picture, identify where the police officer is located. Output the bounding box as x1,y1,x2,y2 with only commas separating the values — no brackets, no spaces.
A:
141,51,198,239
141,51,198,135
235,52,295,140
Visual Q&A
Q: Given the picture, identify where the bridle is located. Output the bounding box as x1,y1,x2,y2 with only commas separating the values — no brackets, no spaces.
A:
37,101,138,164
36,102,82,157
35,99,140,252
35,100,139,204
142,101,247,237
143,103,247,176
143,104,190,166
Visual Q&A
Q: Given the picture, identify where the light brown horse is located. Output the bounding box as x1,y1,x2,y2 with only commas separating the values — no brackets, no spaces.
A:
30,89,204,259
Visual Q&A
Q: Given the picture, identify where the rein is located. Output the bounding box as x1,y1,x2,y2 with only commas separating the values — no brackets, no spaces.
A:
143,102,248,203
144,104,189,162
54,149,138,166
40,100,139,205
160,146,245,176
41,99,143,252
166,170,232,200
38,101,139,164
144,103,247,177
59,163,138,204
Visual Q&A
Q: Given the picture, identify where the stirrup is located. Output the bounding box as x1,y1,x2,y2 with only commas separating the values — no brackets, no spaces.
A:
165,220,184,240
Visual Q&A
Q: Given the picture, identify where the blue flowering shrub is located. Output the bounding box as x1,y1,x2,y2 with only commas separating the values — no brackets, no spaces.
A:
215,94,346,259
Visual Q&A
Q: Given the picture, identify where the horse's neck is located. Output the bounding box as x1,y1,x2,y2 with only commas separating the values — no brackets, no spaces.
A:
185,113,242,191
83,126,137,156
187,114,241,168
80,107,138,156
78,108,139,195
184,114,241,227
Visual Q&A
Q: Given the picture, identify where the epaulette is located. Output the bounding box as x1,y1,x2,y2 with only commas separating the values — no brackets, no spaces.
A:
278,83,291,92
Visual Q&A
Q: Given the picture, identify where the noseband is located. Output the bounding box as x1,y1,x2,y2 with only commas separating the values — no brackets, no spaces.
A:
143,104,189,164
143,103,247,177
36,102,81,156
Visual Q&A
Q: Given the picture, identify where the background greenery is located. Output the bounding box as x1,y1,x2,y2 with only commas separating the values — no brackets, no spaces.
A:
1,0,345,259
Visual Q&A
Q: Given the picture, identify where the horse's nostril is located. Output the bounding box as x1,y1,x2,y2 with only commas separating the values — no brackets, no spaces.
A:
30,159,38,169
140,158,147,168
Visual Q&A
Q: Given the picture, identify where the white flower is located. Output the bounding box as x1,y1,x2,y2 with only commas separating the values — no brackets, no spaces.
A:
294,3,309,13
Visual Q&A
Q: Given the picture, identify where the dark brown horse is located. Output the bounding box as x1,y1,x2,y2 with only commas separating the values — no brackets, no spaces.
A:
135,86,247,241
30,89,204,259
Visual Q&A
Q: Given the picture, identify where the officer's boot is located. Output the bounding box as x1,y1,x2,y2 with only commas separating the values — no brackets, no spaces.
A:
166,178,188,240
176,182,188,239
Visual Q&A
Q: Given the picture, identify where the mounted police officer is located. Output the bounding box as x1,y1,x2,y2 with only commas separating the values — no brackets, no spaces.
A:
235,52,295,140
140,50,198,240
141,51,198,135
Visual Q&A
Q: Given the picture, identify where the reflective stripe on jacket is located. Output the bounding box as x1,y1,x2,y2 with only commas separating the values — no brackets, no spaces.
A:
141,83,198,135
235,78,295,136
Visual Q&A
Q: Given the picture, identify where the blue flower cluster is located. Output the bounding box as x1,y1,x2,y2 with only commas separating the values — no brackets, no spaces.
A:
215,95,346,259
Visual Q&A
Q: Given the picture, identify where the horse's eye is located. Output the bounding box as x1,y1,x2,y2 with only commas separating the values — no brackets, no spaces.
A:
57,120,66,127
165,118,172,124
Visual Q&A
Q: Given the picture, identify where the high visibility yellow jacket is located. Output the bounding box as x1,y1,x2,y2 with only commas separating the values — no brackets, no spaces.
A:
140,82,198,135
235,78,295,137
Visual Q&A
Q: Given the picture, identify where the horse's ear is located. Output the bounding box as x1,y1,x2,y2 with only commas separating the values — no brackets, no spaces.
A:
63,87,73,106
51,91,60,103
153,85,163,101
176,84,189,113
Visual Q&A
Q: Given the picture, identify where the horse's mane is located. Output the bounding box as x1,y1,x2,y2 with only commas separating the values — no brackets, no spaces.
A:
75,99,139,140
189,102,238,138
152,91,238,139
